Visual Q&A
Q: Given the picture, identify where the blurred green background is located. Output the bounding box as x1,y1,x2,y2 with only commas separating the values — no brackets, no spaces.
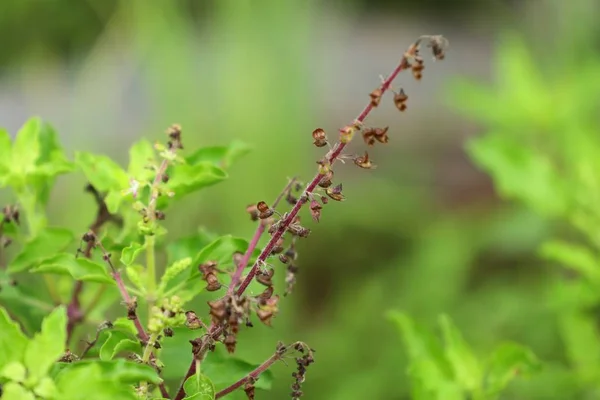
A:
2,0,599,398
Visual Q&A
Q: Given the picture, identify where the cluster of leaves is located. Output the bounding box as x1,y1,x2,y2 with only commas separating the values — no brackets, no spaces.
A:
0,117,281,399
448,28,600,395
388,312,540,400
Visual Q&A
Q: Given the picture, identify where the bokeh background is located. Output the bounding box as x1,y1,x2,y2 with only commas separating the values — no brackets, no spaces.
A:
1,0,599,398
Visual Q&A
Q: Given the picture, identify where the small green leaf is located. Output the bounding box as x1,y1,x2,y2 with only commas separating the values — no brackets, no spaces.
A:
539,240,600,285
113,317,138,337
104,190,123,214
99,331,140,361
1,382,36,400
30,253,113,284
0,307,29,370
8,227,75,273
158,257,192,294
55,362,136,400
11,117,41,174
186,141,251,169
484,343,541,398
75,151,129,192
183,371,216,400
120,242,145,266
0,361,27,382
202,344,273,392
24,305,67,382
128,138,156,179
0,129,12,183
438,314,482,391
165,162,227,200
33,376,58,398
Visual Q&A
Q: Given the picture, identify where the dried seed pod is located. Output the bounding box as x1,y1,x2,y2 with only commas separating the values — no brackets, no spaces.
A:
163,327,174,337
185,311,204,330
320,195,329,205
312,128,328,147
279,253,290,264
362,128,377,146
393,89,408,111
155,210,166,220
369,88,383,107
373,126,389,144
246,204,259,221
256,201,274,219
354,151,377,169
428,35,448,60
309,200,322,223
126,297,138,320
412,57,424,80
286,192,298,205
256,268,275,286
224,333,237,353
208,299,227,324
244,379,256,400
257,285,274,301
2,205,19,225
205,272,222,292
233,252,245,268
325,184,345,201
271,237,285,255
288,223,311,238
318,170,333,188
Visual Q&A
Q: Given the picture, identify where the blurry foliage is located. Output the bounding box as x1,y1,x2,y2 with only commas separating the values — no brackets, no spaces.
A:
447,7,600,397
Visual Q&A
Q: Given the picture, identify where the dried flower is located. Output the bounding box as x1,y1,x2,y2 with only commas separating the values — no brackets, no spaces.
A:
393,89,408,111
309,200,322,222
246,204,259,221
318,170,334,188
317,160,330,175
339,125,355,144
369,88,383,107
354,151,377,169
312,128,328,147
256,268,275,286
256,201,274,219
325,184,345,201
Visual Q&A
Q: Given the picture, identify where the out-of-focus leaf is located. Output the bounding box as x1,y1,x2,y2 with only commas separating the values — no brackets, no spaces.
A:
0,307,28,371
1,382,36,400
438,314,482,391
165,162,227,200
557,309,600,381
158,257,192,294
8,227,74,273
99,331,140,361
467,132,568,216
24,305,67,382
0,129,12,184
75,151,129,192
484,342,541,398
30,253,113,284
128,138,156,180
11,117,41,175
186,141,251,169
182,371,216,400
539,240,600,285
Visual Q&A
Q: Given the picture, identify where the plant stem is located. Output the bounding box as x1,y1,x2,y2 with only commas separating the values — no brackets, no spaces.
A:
145,235,157,309
215,351,282,399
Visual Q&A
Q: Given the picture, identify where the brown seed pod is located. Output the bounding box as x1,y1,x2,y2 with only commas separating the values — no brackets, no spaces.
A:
369,88,383,107
393,89,408,111
312,128,328,148
318,170,334,188
256,201,274,219
354,151,377,169
309,200,322,223
325,184,345,201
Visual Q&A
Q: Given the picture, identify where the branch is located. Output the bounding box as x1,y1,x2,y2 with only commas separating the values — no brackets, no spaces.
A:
174,34,447,400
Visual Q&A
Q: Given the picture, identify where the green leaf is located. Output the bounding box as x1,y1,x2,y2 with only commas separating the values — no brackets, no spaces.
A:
125,265,145,293
167,229,216,264
158,257,192,294
30,253,113,284
104,190,123,214
484,343,541,398
165,162,227,200
24,305,67,382
539,240,600,285
387,311,460,397
33,376,58,398
55,362,137,400
438,314,482,391
0,307,29,370
113,317,139,337
99,331,140,361
190,235,258,280
0,361,27,382
120,242,145,266
183,371,216,400
186,141,251,169
8,227,75,273
11,117,41,175
0,129,12,183
1,382,36,400
202,344,273,392
127,138,157,179
466,132,568,216
75,151,129,192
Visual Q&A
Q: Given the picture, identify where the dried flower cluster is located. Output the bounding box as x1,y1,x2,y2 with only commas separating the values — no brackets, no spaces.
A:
173,34,448,400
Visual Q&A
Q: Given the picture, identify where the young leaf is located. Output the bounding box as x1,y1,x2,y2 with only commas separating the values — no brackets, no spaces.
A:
0,129,12,184
186,140,251,169
11,117,41,175
438,314,482,392
127,138,157,180
183,370,216,400
539,240,600,285
1,382,36,400
484,343,541,398
0,307,29,370
24,305,67,382
125,265,146,293
30,253,114,284
99,331,140,361
120,242,146,266
75,151,129,192
165,162,227,200
8,227,75,273
202,344,273,392
0,361,27,382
